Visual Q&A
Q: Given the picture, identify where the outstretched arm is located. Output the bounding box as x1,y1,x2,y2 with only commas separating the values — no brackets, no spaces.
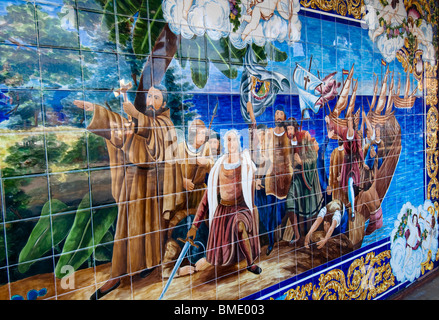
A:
73,100,94,112
182,0,193,20
316,219,338,249
304,216,323,248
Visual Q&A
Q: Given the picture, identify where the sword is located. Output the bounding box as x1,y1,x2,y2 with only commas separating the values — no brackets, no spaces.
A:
158,237,199,300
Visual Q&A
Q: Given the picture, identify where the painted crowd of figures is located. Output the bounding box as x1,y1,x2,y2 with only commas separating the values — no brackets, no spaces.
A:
72,64,400,298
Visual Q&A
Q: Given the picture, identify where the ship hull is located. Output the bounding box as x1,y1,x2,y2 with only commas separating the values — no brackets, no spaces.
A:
393,96,416,109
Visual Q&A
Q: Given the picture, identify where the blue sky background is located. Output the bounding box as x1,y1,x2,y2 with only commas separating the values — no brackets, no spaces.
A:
176,12,420,98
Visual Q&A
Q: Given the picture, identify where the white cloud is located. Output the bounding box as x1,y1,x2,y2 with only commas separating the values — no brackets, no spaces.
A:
163,0,231,40
390,200,439,283
163,0,302,49
362,0,436,65
375,35,405,63
413,20,436,64
362,0,406,63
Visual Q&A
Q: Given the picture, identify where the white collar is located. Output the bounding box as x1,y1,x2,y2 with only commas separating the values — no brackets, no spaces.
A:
223,157,241,170
364,129,376,145
346,130,354,141
370,129,376,142
291,139,298,146
338,145,344,151
273,129,285,137
187,142,203,154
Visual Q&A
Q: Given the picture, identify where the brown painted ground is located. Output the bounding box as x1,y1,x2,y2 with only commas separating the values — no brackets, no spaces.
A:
0,232,353,300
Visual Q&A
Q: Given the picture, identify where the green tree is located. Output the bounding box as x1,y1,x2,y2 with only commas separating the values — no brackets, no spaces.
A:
60,131,109,167
162,65,198,127
4,134,68,177
0,3,91,126
99,0,288,107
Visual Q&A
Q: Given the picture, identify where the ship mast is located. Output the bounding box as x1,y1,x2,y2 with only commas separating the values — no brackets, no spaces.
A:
375,67,389,114
333,64,354,117
385,72,394,115
404,72,410,98
370,75,379,112
346,79,358,117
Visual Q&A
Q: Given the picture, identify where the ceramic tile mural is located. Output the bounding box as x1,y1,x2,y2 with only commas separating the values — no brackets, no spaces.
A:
0,0,438,301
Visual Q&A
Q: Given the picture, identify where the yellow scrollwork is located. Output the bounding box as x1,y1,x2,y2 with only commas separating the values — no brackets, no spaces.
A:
426,70,439,200
283,282,313,300
420,250,434,274
425,63,438,108
427,151,439,179
428,179,439,200
404,0,432,24
426,106,438,148
282,251,395,300
300,0,365,20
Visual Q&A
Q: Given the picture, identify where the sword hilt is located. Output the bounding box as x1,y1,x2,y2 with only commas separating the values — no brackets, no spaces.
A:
177,237,199,249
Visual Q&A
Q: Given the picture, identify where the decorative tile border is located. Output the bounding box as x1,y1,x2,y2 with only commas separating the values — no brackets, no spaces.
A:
300,0,365,20
243,237,439,300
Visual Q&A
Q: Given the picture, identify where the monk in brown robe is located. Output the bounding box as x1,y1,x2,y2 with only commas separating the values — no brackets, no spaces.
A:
264,106,293,200
74,85,178,299
364,124,385,235
186,130,261,274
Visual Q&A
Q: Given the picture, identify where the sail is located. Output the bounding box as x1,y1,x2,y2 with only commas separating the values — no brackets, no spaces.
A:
375,68,389,114
370,76,379,111
404,73,410,98
395,75,401,96
333,64,354,116
345,80,358,117
293,64,323,119
385,73,394,115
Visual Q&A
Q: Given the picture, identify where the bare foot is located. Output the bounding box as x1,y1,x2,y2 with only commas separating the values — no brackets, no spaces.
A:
90,277,120,300
99,278,120,293
195,258,210,271
179,265,196,276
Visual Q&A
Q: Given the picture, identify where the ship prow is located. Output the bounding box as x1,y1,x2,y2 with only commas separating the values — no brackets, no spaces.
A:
366,70,401,201
327,64,360,131
326,63,403,248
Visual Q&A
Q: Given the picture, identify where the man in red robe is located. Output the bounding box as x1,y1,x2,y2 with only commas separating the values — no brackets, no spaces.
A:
186,130,261,274
325,114,364,192
325,114,364,218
